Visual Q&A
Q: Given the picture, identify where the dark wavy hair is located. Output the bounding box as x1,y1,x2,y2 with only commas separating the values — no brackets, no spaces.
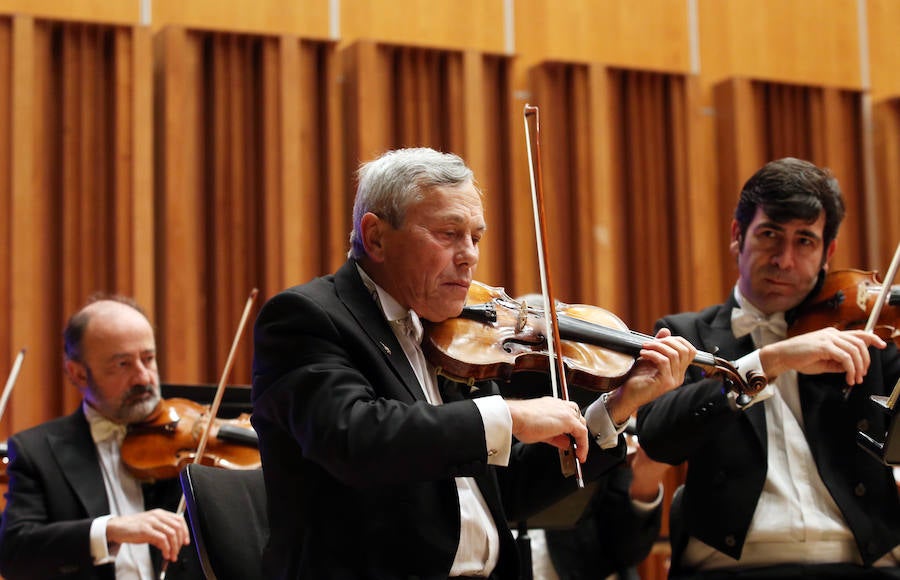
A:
734,157,846,252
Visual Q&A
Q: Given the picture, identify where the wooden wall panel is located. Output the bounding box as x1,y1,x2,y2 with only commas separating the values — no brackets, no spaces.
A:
0,17,152,435
341,0,507,54
867,0,900,100
342,40,514,286
514,0,691,72
155,26,340,386
153,0,331,38
699,0,862,90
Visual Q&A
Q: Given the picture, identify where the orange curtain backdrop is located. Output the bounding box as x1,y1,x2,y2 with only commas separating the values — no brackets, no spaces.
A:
154,27,342,387
341,40,516,287
714,79,867,292
0,16,153,436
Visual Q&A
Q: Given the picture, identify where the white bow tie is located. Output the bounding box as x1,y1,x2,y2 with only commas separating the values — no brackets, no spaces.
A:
89,417,127,444
393,312,424,345
731,307,788,342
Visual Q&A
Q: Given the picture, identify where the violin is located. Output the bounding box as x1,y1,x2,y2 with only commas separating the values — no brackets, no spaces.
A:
120,397,260,481
789,269,900,345
422,281,767,401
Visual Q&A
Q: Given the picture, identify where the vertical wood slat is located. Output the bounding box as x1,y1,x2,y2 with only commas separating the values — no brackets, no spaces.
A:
811,88,864,268
713,78,765,294
517,64,553,297
61,25,82,310
156,26,205,384
873,99,900,268
670,76,700,312
210,34,232,379
458,50,493,277
11,16,59,432
298,39,344,276
586,64,628,315
570,65,594,300
260,36,298,295
0,18,11,430
119,25,155,315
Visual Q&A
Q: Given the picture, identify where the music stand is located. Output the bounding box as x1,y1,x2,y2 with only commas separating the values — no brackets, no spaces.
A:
857,378,900,466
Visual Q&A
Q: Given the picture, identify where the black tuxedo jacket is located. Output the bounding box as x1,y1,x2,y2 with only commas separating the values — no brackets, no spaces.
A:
636,295,900,572
0,406,201,579
251,259,624,579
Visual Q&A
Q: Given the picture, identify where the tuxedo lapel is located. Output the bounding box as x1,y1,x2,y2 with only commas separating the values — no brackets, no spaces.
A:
696,298,756,362
49,411,110,518
334,261,428,403
698,300,768,448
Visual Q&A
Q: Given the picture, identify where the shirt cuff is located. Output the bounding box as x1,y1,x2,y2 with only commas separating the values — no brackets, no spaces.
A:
474,395,512,466
630,482,664,512
90,515,116,565
584,393,627,449
732,350,773,409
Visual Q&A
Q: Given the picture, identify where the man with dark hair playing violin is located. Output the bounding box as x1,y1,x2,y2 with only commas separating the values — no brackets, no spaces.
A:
0,296,201,579
250,146,697,579
637,157,900,578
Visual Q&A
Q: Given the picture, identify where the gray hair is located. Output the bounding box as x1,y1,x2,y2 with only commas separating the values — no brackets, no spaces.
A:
348,148,478,259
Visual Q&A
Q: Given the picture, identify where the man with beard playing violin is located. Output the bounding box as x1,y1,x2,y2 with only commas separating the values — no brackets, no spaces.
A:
0,296,201,579
250,147,697,579
637,157,900,579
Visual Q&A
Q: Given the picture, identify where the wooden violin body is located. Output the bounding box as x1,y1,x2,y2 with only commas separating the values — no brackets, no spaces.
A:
423,281,766,400
423,281,635,391
121,397,260,480
791,269,900,344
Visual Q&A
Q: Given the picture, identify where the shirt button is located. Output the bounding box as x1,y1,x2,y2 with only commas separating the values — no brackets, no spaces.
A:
854,483,867,497
724,535,736,547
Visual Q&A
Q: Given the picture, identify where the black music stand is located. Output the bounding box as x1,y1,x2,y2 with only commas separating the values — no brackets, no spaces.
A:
857,378,900,466
160,383,252,418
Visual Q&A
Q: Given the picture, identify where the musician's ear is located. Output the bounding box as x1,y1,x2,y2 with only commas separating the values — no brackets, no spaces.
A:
729,220,742,255
821,239,837,270
64,359,88,390
360,212,387,262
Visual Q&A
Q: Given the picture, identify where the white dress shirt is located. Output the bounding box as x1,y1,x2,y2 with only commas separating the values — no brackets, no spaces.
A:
84,403,156,580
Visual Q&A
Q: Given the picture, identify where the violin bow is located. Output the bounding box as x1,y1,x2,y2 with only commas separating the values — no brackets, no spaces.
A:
0,348,25,425
869,242,900,407
159,288,259,580
524,104,584,488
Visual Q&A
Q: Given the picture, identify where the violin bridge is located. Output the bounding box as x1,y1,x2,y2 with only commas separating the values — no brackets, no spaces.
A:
516,302,528,333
